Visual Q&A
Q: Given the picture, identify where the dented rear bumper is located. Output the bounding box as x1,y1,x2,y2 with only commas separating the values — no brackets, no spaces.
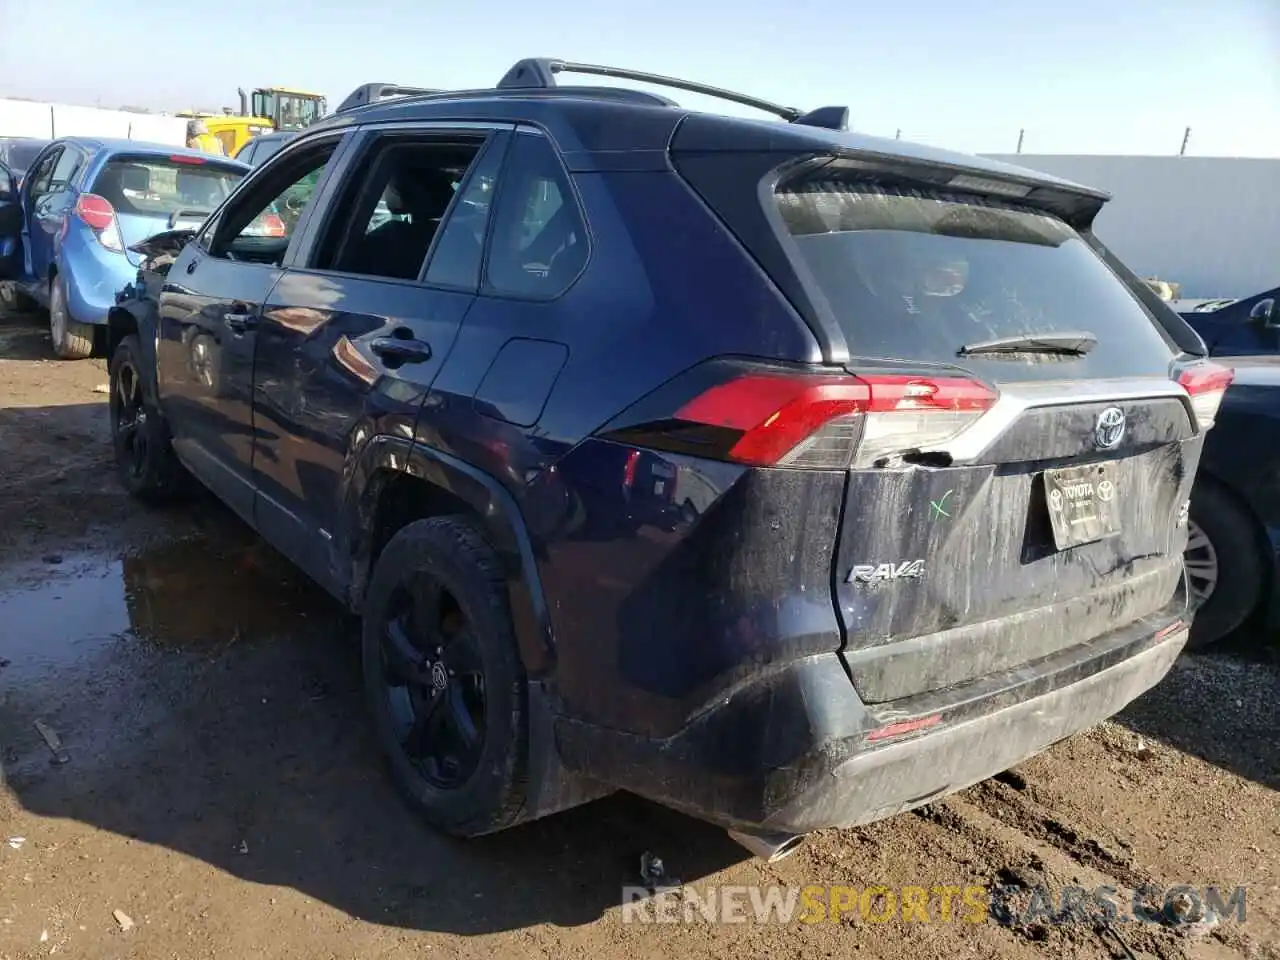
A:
554,600,1187,834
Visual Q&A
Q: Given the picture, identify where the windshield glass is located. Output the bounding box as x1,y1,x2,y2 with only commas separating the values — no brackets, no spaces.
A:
277,94,323,129
92,157,245,220
775,179,1177,379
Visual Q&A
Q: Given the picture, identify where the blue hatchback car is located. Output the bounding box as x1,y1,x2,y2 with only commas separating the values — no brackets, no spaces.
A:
0,138,247,357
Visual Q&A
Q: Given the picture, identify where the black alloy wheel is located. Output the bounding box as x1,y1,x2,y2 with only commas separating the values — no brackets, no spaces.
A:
379,572,487,788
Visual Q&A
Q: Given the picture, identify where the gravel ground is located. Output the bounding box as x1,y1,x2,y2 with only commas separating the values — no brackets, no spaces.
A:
0,307,1277,960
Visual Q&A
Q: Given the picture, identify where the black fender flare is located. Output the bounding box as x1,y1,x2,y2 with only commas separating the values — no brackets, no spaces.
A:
105,299,159,375
339,434,556,677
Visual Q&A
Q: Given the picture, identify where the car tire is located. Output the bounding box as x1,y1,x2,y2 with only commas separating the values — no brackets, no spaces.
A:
109,334,188,502
362,516,529,837
1186,480,1266,648
49,276,94,359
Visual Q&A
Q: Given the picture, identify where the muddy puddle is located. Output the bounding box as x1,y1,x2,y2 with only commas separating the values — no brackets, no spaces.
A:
0,531,352,781
0,534,338,665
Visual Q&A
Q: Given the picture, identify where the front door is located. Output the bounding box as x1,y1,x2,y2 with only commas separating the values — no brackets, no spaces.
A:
17,145,59,282
26,145,85,286
156,134,347,522
250,126,510,592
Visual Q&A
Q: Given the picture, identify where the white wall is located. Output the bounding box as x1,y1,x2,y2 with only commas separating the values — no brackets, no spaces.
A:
0,98,187,146
985,154,1280,299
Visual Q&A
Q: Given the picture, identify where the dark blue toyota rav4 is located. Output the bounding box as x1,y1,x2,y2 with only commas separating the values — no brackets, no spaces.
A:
106,59,1228,859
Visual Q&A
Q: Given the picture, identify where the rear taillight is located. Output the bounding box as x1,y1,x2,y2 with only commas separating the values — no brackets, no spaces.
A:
1178,362,1234,430
75,194,115,231
656,369,997,469
261,213,287,238
74,194,123,252
622,449,641,488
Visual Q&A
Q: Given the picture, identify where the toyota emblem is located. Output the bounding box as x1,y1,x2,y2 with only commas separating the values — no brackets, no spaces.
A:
1094,407,1126,450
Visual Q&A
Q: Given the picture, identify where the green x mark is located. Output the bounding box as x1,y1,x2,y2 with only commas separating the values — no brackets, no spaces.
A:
929,489,954,520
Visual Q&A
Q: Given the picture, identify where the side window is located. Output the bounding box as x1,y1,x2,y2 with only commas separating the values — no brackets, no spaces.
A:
312,135,482,282
48,148,83,192
25,150,59,200
236,142,257,166
423,136,506,290
485,133,587,299
207,140,338,264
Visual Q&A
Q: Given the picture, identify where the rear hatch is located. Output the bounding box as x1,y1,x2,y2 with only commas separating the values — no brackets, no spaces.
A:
89,155,247,264
682,153,1223,704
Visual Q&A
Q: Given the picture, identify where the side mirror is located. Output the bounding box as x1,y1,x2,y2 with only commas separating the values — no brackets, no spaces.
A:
1249,298,1278,329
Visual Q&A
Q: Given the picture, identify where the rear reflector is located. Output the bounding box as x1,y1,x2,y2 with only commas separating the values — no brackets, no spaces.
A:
866,713,943,742
1178,362,1234,430
672,372,996,469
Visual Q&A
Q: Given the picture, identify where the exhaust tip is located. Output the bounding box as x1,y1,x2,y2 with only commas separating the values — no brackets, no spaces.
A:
726,828,807,863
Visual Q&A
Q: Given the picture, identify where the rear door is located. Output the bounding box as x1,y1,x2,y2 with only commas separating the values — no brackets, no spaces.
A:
0,161,21,279
764,174,1206,703
156,133,346,522
249,123,509,591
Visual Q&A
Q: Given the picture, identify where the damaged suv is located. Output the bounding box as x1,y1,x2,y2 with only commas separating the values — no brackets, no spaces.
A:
106,59,1227,859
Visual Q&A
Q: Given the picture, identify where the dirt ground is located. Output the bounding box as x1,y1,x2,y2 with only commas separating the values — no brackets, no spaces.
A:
0,307,1277,960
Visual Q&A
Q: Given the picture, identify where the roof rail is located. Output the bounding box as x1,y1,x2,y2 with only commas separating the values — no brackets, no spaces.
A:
496,58,848,131
335,83,443,115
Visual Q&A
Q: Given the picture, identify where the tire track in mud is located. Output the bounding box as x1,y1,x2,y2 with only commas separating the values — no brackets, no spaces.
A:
968,772,1149,891
911,775,1249,960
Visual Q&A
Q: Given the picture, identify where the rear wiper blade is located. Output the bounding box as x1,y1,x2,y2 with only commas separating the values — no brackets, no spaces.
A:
958,331,1097,357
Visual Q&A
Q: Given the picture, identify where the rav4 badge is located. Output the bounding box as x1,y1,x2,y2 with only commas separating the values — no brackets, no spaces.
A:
847,560,926,585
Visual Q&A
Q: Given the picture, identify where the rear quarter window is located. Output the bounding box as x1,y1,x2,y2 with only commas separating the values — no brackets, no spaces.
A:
775,179,1178,381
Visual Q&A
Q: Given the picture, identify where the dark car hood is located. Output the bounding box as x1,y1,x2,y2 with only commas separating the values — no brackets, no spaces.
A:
1214,355,1280,388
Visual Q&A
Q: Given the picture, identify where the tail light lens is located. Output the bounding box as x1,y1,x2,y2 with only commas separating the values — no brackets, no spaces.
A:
613,367,998,470
622,449,641,488
1178,362,1234,430
261,213,287,238
75,193,115,231
74,194,124,252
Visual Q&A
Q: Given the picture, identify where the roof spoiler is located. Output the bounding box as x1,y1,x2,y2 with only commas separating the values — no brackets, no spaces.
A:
334,83,442,114
495,58,849,131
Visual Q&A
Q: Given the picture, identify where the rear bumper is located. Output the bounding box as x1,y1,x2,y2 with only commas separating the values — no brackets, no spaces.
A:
554,607,1187,834
766,627,1185,832
59,233,135,327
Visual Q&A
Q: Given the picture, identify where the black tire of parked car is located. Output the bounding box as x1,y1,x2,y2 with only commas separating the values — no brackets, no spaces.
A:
109,335,189,502
361,516,529,836
48,275,94,360
1186,480,1266,648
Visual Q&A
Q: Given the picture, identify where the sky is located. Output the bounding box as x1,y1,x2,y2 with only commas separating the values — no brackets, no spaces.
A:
0,0,1277,157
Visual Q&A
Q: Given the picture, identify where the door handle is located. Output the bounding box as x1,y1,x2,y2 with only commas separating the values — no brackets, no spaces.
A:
223,311,257,334
370,336,431,364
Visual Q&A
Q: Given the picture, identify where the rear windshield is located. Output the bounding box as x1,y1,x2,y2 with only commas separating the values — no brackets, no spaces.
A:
775,180,1177,378
92,157,245,220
